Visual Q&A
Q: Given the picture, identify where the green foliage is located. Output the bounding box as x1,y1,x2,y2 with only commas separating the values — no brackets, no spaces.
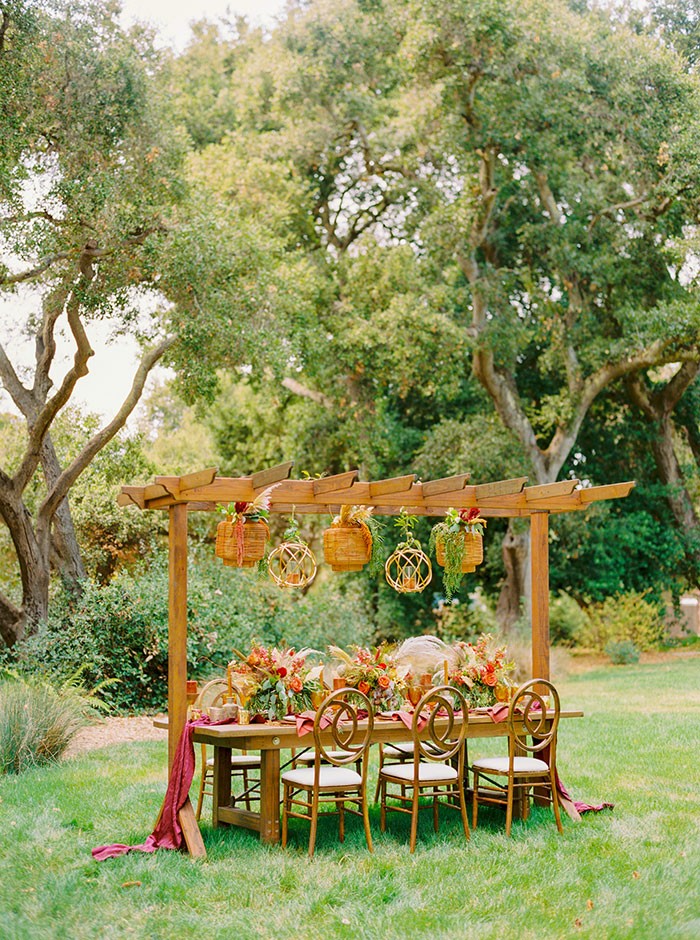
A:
605,639,641,665
0,672,95,774
549,591,591,647
8,553,373,711
580,590,666,652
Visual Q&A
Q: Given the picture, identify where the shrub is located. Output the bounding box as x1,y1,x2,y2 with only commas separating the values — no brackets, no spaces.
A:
605,639,641,665
549,591,590,647
0,673,93,774
10,551,373,713
580,590,665,653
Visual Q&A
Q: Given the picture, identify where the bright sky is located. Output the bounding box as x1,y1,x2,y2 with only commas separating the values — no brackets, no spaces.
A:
0,0,287,426
119,0,287,49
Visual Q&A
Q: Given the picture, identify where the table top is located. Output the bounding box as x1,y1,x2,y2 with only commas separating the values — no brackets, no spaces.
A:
153,708,583,749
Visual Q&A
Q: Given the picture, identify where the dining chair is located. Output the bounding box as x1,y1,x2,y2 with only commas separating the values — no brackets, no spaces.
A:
470,678,563,836
281,688,374,857
193,678,261,821
378,685,470,853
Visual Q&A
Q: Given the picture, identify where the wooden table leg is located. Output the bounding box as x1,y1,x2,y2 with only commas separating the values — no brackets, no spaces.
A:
259,749,281,844
178,797,206,857
212,745,232,829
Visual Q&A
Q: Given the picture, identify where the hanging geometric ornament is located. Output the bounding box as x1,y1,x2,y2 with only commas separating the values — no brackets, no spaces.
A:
267,514,317,588
385,508,432,594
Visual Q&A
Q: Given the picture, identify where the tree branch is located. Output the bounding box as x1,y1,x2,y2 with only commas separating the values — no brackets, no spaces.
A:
39,335,175,520
282,376,333,409
534,171,565,226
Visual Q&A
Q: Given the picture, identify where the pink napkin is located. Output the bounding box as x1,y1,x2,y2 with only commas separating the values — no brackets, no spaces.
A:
392,710,429,731
486,704,510,723
91,716,231,861
295,710,333,737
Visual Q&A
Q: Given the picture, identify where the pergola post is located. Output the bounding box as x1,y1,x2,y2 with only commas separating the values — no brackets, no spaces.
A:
168,502,189,771
530,511,550,681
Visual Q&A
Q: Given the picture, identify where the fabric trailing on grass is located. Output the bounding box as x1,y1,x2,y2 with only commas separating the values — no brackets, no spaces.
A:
92,716,223,861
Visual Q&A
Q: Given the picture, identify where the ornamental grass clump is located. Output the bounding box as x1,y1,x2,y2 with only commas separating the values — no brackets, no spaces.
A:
0,672,97,774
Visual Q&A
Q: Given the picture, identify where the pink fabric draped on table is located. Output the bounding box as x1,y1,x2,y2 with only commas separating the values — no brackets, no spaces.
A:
92,715,225,861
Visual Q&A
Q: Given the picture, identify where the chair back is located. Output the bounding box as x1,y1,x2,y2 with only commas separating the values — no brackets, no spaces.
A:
314,688,374,767
413,685,468,762
508,678,560,758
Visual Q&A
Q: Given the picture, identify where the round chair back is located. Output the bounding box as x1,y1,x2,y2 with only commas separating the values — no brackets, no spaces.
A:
314,688,374,766
413,685,468,762
508,678,560,755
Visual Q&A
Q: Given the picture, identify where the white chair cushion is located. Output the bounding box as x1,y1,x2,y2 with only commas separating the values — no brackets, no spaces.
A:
295,750,357,764
472,756,549,774
206,755,261,769
380,762,458,783
383,743,413,758
282,766,362,789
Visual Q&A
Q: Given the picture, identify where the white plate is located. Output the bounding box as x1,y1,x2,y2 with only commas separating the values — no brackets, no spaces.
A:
378,711,398,718
281,715,298,723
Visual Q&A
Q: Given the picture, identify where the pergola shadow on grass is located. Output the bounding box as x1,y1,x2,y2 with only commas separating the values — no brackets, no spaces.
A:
119,463,634,856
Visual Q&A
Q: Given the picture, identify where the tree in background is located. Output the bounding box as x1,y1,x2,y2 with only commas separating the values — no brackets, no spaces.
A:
0,0,312,646
169,0,700,627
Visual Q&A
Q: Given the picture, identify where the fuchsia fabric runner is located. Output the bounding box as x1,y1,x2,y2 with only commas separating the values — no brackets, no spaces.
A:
92,716,225,861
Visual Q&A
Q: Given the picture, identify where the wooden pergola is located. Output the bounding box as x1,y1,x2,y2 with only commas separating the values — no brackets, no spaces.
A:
119,462,634,854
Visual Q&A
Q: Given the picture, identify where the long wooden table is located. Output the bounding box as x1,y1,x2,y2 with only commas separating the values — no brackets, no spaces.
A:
173,709,583,845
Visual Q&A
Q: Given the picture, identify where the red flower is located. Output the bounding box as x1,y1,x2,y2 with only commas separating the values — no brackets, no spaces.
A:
357,681,370,695
378,663,387,670
459,508,481,524
277,666,288,678
234,501,250,513
377,675,391,690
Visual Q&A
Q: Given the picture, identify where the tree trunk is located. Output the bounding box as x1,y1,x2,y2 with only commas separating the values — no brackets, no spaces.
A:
41,436,86,590
496,521,529,631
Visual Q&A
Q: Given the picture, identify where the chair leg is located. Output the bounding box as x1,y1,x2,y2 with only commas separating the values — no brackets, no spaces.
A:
361,784,373,853
505,779,514,837
242,769,251,811
472,769,479,830
550,769,564,834
281,783,290,848
380,778,387,832
308,791,320,858
458,780,471,841
409,788,420,854
433,794,439,833
337,798,345,843
195,770,206,821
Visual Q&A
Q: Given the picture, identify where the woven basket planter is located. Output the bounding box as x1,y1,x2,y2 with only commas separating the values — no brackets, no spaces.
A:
435,532,483,574
215,519,269,568
323,524,371,572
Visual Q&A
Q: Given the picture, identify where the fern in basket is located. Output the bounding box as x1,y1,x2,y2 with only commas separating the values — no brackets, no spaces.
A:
430,508,486,600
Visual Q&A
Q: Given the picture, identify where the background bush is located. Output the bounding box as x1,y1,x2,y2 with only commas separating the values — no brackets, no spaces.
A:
579,590,666,653
0,674,92,774
605,639,641,665
8,551,373,712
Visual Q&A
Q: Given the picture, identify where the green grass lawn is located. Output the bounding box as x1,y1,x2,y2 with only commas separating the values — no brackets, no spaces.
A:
1,657,698,940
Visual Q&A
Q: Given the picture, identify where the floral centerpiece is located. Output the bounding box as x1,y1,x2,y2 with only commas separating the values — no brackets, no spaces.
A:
429,508,486,599
229,642,322,719
448,634,514,708
329,643,407,711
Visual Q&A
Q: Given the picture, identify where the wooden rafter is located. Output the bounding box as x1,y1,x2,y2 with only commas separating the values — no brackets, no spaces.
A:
118,468,635,517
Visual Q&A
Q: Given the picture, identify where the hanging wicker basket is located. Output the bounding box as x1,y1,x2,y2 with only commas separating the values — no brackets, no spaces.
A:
435,531,484,574
385,545,432,594
268,541,317,588
215,518,269,568
323,524,372,572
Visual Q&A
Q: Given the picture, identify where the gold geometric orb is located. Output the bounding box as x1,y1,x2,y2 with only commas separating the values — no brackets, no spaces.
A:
268,541,317,588
385,546,432,594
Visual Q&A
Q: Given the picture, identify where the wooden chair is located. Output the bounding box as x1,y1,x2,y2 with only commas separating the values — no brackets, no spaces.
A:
281,688,374,857
470,678,563,836
378,685,470,853
194,678,261,821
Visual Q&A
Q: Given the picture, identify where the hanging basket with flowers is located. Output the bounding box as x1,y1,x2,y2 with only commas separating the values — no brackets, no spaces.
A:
268,515,317,588
385,509,432,594
323,505,383,573
429,508,486,599
215,486,276,568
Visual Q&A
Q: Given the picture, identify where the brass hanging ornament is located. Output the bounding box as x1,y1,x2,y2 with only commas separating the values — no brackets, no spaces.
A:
268,513,317,588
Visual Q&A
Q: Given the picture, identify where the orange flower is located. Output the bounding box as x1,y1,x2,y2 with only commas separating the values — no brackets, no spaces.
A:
377,675,391,690
289,675,303,693
357,681,370,695
483,672,498,687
